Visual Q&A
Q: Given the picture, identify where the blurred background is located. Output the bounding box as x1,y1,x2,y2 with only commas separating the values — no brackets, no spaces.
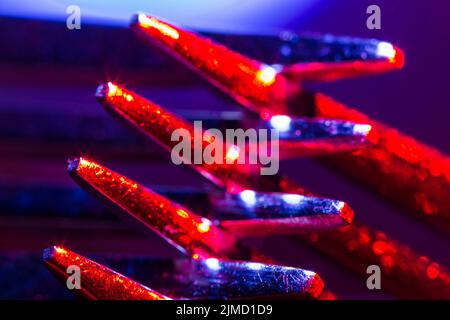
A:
0,0,449,299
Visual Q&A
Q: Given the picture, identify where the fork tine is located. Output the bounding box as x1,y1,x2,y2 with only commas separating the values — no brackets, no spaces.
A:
190,258,324,299
215,190,353,236
130,14,404,115
280,41,404,82
68,157,243,259
130,13,290,115
44,246,324,300
95,82,278,191
264,115,372,158
43,246,170,300
203,31,404,80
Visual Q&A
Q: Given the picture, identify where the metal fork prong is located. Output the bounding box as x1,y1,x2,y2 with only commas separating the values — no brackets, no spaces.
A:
43,246,171,300
68,157,241,259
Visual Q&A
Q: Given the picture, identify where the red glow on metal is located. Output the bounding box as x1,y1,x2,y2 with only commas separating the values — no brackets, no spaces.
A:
137,14,179,40
132,14,289,115
69,157,239,259
282,57,404,83
96,82,288,192
274,170,450,298
302,223,450,299
426,263,440,280
372,241,387,255
307,274,325,299
390,46,405,68
314,93,450,223
43,246,169,300
339,203,354,224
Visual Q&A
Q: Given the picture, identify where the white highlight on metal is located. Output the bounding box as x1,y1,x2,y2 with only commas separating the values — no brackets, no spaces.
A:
257,65,277,85
376,42,396,59
335,201,346,212
281,193,303,205
239,190,257,206
303,270,316,277
270,115,292,132
225,145,240,162
353,124,372,136
197,218,211,233
246,262,264,271
205,258,221,271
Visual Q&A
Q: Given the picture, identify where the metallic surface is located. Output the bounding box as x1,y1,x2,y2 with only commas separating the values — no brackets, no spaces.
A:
68,157,242,260
43,246,323,300
187,258,323,299
215,190,352,236
43,246,169,300
265,116,372,158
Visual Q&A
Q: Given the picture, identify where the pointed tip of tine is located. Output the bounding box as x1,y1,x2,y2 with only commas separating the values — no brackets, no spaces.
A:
130,13,142,27
130,12,155,28
339,202,354,224
42,246,57,262
67,157,81,173
379,42,405,68
130,12,162,31
306,273,325,299
392,46,405,68
95,82,112,102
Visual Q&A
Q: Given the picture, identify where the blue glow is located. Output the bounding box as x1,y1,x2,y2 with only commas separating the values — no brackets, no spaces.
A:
246,262,264,270
0,0,320,32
